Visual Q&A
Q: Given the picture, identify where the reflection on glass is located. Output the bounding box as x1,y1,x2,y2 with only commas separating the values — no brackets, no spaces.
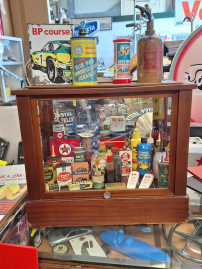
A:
38,97,172,193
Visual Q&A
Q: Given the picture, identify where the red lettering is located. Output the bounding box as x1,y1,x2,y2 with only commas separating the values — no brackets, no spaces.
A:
49,30,53,35
38,28,43,35
32,28,37,35
66,30,70,35
182,0,201,22
44,30,48,35
62,30,66,35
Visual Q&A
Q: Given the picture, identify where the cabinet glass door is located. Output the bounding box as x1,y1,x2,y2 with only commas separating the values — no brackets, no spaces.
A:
37,96,173,194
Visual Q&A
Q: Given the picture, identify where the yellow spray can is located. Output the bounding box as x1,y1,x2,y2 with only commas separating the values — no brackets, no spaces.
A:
131,128,141,170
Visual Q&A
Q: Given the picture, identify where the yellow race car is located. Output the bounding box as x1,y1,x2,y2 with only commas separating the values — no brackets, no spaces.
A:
31,40,72,83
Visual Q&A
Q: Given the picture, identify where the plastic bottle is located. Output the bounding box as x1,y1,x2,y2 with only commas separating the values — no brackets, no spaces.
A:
147,132,155,168
105,144,113,158
111,147,122,182
131,128,141,170
137,137,151,176
106,155,114,183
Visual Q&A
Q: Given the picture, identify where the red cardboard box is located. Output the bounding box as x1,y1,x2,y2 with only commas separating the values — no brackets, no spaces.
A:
50,136,80,163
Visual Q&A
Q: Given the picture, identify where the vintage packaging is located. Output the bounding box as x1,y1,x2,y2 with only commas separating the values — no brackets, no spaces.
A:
72,173,89,182
105,182,126,190
54,108,77,135
69,180,92,191
158,160,169,188
56,162,72,187
71,162,89,174
119,148,132,176
46,145,61,182
92,174,105,189
43,164,54,185
27,24,73,85
49,135,80,163
74,147,85,162
45,183,61,192
99,138,126,149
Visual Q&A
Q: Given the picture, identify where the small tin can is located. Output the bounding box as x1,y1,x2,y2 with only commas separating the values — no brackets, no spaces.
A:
119,148,132,176
56,162,72,187
113,37,131,84
158,157,169,188
52,122,64,139
74,147,85,162
92,174,104,189
80,133,93,151
43,164,54,185
71,28,97,85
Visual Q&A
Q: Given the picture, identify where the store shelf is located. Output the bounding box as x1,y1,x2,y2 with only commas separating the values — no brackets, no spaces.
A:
2,61,23,66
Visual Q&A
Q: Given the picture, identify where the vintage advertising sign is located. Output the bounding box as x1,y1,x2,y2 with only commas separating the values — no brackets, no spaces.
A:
74,20,100,36
170,25,202,123
0,165,27,220
28,24,73,85
175,0,202,26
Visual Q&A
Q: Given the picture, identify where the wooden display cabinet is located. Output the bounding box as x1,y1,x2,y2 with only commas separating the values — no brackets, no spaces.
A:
12,81,196,228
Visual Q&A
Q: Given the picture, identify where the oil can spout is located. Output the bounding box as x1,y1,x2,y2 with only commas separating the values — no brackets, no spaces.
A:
135,5,155,35
135,5,152,21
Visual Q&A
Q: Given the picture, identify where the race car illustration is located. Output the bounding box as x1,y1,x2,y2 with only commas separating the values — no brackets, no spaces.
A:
118,67,130,74
118,45,130,57
31,40,72,83
137,160,151,171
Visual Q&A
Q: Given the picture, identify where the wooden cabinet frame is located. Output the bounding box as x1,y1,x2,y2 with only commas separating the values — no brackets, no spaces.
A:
12,82,196,227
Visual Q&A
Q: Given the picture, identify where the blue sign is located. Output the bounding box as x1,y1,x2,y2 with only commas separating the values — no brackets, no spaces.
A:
74,21,100,37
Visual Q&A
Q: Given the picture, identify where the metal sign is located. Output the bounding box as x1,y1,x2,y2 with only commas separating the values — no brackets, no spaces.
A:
74,20,100,36
175,0,202,26
170,25,202,123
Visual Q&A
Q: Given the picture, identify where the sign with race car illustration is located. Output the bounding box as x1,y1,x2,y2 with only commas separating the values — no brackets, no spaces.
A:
27,24,73,85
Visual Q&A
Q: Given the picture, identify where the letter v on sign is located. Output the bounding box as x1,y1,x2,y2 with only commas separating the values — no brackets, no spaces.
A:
182,0,202,21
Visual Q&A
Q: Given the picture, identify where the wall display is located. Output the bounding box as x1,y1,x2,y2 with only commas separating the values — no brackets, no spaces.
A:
12,81,196,227
170,25,202,123
28,24,73,85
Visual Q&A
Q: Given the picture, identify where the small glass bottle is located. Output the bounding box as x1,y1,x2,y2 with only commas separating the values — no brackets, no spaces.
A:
105,144,113,158
111,147,122,182
106,155,114,183
91,150,98,175
98,147,106,174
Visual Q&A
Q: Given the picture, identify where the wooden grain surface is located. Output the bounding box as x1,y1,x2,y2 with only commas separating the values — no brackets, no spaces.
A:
11,82,197,96
27,196,189,228
175,91,193,196
16,96,40,200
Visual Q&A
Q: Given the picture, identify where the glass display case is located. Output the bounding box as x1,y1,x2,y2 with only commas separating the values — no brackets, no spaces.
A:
11,81,196,227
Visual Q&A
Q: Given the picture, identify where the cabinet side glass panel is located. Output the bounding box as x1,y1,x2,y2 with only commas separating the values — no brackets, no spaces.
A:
37,97,172,193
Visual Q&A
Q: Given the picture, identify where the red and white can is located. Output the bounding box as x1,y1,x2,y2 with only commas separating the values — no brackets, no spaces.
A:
119,148,132,176
52,122,64,140
113,37,131,84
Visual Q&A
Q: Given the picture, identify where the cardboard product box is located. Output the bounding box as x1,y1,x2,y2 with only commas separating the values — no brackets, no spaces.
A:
53,107,77,134
71,162,89,174
27,24,73,85
49,136,80,163
72,173,89,182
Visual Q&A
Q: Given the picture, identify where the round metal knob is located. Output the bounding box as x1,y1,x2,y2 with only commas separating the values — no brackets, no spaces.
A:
104,192,111,199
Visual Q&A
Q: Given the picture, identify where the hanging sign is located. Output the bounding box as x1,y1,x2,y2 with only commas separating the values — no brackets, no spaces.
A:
74,21,100,37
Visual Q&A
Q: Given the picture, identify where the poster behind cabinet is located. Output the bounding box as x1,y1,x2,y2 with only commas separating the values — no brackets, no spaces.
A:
27,24,73,85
